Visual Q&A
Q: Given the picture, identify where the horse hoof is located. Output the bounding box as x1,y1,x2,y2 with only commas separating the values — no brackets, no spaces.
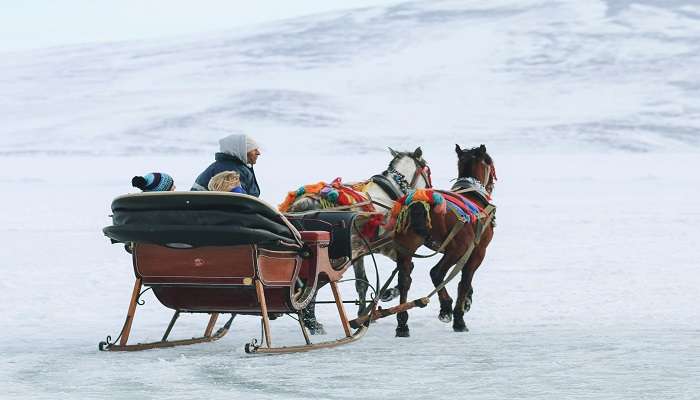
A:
268,313,283,320
464,299,472,313
438,312,452,323
453,323,469,332
308,326,326,335
395,326,410,337
381,287,400,302
304,320,326,335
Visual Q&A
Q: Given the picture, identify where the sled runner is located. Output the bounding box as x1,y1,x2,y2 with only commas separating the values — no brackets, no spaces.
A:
99,192,369,354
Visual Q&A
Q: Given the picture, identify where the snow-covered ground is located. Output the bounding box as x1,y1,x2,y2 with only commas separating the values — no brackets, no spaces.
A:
1,1,699,399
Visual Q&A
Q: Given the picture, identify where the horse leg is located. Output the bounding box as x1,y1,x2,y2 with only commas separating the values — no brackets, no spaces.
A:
301,296,326,335
453,247,487,332
430,255,454,323
452,267,471,332
462,256,483,314
462,237,491,314
395,258,414,338
353,257,369,317
380,285,401,303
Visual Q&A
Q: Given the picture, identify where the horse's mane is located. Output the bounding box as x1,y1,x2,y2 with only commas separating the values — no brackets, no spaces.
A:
388,148,427,169
456,144,493,178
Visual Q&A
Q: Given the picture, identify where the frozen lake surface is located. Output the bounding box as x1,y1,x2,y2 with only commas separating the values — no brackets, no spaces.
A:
0,152,698,399
1,0,699,398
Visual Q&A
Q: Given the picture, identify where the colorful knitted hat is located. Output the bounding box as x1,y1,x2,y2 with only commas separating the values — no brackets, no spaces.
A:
132,172,174,192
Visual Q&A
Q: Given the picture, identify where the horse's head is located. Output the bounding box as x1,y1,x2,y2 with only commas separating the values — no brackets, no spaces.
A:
456,144,496,193
386,146,432,193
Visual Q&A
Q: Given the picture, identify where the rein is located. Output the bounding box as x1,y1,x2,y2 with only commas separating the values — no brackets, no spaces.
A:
409,165,432,189
426,204,495,297
483,162,491,189
394,168,494,260
394,215,465,259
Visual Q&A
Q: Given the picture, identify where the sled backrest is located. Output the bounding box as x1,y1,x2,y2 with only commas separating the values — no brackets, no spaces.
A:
103,192,304,248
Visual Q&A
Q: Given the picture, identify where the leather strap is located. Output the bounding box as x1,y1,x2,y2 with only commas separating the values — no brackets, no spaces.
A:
370,175,403,200
427,207,495,298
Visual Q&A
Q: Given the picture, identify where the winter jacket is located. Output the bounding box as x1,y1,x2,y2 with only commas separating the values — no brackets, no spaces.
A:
191,153,260,196
191,134,260,196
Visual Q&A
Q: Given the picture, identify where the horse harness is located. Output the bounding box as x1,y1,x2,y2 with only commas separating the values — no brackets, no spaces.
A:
384,162,431,195
376,200,495,312
368,155,431,210
451,177,491,204
393,173,496,271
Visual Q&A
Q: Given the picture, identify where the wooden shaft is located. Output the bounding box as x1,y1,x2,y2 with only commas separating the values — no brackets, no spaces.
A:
204,313,219,338
349,297,429,329
120,278,142,346
330,281,352,337
254,279,272,348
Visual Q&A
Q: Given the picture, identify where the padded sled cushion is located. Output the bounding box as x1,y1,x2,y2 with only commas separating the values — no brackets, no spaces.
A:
104,192,303,248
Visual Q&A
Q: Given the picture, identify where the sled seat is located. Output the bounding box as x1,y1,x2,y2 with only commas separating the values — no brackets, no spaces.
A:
103,193,344,314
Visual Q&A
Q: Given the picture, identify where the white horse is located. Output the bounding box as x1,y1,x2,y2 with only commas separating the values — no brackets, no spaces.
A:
286,147,432,334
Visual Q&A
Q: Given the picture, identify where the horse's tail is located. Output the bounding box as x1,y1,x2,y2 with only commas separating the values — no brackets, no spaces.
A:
408,202,431,239
394,201,432,239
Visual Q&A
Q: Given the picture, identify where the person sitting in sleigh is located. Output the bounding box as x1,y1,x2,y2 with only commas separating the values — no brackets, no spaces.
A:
132,172,175,192
191,134,261,197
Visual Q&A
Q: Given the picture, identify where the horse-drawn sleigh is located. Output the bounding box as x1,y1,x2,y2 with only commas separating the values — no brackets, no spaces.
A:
99,145,496,354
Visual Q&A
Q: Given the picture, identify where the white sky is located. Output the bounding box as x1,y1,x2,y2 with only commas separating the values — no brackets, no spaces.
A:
0,0,403,51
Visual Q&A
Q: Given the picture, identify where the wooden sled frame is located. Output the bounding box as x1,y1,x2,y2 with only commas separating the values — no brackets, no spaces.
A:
99,192,371,354
99,277,368,354
245,280,368,354
98,277,236,352
99,238,367,354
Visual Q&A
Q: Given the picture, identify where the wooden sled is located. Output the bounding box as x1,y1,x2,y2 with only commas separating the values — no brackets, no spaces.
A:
99,192,369,354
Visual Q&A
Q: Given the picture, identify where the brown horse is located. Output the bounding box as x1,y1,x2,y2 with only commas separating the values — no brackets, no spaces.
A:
392,144,496,337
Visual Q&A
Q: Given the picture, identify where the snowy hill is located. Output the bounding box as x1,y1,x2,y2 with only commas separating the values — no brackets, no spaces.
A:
1,3,700,399
1,0,699,156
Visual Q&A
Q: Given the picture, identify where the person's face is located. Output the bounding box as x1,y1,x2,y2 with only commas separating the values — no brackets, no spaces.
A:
247,148,261,165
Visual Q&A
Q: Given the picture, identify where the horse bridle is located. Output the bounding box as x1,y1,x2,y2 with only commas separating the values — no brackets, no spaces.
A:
482,161,492,189
462,152,495,192
386,154,432,194
412,163,432,189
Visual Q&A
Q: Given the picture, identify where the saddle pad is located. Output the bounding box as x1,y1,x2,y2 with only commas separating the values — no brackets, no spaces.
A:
438,190,482,218
445,200,473,223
